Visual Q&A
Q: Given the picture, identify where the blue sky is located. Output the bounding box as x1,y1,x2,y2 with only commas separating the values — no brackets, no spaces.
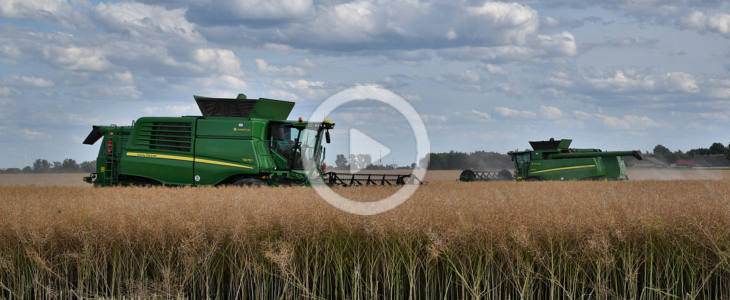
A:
0,0,729,168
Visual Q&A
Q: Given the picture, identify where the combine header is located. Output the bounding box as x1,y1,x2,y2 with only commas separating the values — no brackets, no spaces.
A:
460,138,642,182
325,172,422,186
82,93,421,187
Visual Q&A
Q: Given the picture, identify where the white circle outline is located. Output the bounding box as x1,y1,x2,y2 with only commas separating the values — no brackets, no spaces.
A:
304,85,430,215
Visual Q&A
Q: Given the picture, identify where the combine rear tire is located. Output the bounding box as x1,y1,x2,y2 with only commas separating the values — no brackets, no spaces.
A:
459,169,476,182
233,178,265,187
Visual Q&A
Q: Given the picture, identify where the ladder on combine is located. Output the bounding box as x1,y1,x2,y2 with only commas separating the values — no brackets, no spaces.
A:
324,172,422,187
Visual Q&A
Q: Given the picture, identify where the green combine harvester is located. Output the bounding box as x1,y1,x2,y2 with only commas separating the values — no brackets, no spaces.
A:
83,93,421,187
460,138,643,182
83,94,334,186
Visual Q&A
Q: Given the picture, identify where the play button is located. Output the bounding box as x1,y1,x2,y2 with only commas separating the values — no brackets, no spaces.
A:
305,85,430,215
349,128,390,172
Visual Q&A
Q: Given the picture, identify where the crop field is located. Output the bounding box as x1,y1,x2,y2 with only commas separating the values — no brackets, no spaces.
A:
1,175,729,299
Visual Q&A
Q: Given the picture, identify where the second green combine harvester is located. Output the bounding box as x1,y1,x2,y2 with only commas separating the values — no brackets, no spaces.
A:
460,138,643,182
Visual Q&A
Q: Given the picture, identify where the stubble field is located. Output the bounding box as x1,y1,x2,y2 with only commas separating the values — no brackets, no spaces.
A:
0,171,729,298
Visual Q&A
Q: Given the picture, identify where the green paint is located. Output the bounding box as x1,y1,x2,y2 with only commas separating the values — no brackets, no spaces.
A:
82,94,334,186
509,138,642,181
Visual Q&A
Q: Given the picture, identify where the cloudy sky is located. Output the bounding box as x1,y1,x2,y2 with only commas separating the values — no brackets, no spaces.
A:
1,0,729,168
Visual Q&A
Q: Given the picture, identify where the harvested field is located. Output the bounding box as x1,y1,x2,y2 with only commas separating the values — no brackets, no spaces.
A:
0,173,89,187
1,180,729,298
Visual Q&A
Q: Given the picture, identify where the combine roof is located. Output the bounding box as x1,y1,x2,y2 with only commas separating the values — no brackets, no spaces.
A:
529,138,572,150
194,95,295,120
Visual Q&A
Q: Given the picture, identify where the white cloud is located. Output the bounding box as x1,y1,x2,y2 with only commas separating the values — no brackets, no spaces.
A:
404,94,422,102
41,46,111,72
219,75,247,89
471,109,492,120
587,70,699,94
0,0,84,29
662,72,699,93
256,59,305,76
0,87,14,96
102,85,142,99
467,2,539,45
0,44,21,58
5,75,54,88
546,72,574,87
282,79,324,90
420,114,447,122
574,111,660,129
540,105,563,119
23,128,50,140
573,110,593,119
109,72,134,85
143,105,196,115
95,2,202,42
262,43,296,53
537,32,577,56
587,70,655,92
461,70,480,82
268,89,299,100
495,106,536,118
543,16,559,27
681,11,730,38
484,64,505,74
698,112,729,121
193,48,242,75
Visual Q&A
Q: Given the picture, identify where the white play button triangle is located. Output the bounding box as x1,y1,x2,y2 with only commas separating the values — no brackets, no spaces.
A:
349,128,391,173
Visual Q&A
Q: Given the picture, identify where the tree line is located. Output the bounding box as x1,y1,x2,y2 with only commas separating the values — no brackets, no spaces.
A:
0,159,96,174
333,141,730,171
652,142,730,163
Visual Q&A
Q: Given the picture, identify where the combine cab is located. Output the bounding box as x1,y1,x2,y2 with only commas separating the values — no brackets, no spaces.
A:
82,93,334,187
460,138,642,182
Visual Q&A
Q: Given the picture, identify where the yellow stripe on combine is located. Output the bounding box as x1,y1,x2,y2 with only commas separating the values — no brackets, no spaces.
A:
194,158,253,169
126,152,194,162
530,164,595,174
126,152,253,169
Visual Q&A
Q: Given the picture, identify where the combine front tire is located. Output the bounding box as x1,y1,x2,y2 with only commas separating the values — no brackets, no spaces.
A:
233,178,265,187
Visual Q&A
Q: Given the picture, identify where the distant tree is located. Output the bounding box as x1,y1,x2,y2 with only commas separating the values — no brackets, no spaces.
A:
653,145,675,163
61,159,79,171
80,161,96,172
334,154,348,170
32,159,51,173
687,148,710,156
709,142,727,155
4,168,22,174
727,142,730,160
51,161,62,172
22,166,32,173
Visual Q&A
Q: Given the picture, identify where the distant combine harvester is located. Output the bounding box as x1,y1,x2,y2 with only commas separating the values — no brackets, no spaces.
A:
460,138,642,182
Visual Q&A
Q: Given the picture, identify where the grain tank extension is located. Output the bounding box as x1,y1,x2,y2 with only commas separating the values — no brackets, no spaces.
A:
82,94,334,187
460,138,642,181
